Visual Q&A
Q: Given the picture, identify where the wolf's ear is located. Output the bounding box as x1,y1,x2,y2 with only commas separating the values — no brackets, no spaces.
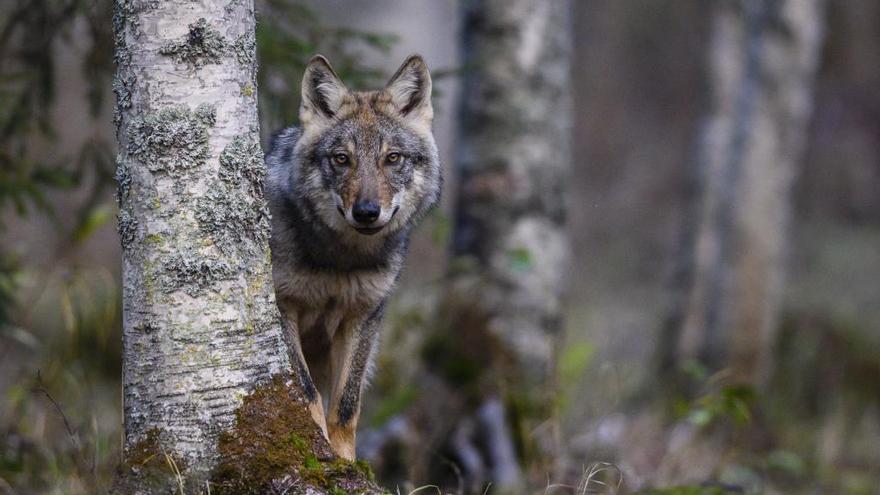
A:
384,55,433,127
300,55,349,126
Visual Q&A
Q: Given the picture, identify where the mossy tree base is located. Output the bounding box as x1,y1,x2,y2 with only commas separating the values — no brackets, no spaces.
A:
112,377,381,494
212,376,380,495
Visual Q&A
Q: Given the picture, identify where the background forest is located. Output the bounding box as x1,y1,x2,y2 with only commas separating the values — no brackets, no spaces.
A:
1,0,879,494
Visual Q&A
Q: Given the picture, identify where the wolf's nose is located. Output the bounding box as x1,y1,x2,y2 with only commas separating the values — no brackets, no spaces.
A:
352,201,380,224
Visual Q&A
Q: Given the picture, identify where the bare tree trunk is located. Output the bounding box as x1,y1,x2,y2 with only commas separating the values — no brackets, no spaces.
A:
112,1,378,492
660,0,825,388
425,0,573,489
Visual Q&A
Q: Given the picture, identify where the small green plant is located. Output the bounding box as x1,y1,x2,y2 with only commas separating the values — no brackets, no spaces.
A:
685,383,755,427
674,362,756,428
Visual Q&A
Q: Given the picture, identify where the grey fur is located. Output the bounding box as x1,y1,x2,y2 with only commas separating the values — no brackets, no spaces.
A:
265,54,440,458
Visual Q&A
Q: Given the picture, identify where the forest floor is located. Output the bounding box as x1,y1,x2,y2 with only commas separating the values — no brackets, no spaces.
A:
1,220,878,494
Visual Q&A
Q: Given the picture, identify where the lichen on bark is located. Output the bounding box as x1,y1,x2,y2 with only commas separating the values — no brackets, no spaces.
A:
161,17,227,68
158,251,235,296
114,154,131,204
118,207,138,248
219,133,266,193
112,73,134,126
231,31,256,68
196,183,270,254
127,103,216,174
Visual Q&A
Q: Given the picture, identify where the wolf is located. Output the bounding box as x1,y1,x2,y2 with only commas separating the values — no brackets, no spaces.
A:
265,54,441,460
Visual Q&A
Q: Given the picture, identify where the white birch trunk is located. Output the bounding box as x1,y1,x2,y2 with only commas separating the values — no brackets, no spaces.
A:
112,0,329,491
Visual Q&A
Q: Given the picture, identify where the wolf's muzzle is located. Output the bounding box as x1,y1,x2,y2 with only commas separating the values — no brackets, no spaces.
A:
352,200,381,224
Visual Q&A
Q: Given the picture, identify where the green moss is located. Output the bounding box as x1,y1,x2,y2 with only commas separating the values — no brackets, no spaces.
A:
160,18,227,68
210,376,380,494
303,453,321,471
127,103,215,174
353,460,376,482
241,83,255,97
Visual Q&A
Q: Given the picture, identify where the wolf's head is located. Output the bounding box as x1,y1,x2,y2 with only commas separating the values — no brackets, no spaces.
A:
291,54,441,240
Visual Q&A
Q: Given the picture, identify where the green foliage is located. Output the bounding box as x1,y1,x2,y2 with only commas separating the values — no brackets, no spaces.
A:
255,0,398,139
680,382,756,428
671,361,757,428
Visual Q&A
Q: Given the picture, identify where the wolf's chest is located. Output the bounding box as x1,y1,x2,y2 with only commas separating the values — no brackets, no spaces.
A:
276,266,396,314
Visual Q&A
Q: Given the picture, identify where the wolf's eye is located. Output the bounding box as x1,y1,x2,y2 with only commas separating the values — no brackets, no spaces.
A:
332,153,349,166
386,152,401,165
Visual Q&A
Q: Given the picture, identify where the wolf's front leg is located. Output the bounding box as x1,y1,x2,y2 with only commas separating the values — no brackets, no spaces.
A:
327,307,383,460
280,314,329,441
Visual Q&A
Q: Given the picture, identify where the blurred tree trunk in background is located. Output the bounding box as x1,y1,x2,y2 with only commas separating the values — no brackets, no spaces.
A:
419,0,573,490
659,0,825,389
112,1,375,493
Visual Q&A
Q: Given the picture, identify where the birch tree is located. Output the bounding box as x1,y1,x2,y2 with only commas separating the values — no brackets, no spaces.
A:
420,0,573,489
112,1,377,492
659,0,825,388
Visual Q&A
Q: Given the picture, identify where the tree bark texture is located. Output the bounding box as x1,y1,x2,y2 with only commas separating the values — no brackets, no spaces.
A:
660,0,825,387
112,1,345,492
432,0,573,488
